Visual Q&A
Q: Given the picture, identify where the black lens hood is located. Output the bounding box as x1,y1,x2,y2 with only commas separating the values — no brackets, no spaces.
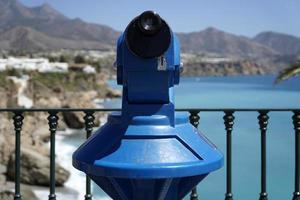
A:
125,11,171,58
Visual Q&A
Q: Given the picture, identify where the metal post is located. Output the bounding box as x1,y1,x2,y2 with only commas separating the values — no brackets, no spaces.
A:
48,112,59,200
258,111,269,200
224,111,235,200
13,112,24,200
189,111,200,200
84,111,95,200
292,111,300,200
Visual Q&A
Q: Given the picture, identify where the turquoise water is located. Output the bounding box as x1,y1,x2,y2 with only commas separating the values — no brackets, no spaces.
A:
67,75,300,200
106,75,300,109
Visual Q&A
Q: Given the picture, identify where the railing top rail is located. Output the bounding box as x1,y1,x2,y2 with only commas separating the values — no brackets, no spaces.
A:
0,108,299,112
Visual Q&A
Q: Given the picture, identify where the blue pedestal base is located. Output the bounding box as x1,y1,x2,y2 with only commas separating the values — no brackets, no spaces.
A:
73,112,223,200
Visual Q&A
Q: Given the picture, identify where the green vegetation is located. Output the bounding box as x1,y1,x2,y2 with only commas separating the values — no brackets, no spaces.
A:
74,55,86,64
0,69,23,87
0,72,9,87
59,54,71,63
31,71,98,92
6,68,22,77
48,56,59,62
275,59,300,83
84,54,115,73
45,53,115,73
0,70,97,91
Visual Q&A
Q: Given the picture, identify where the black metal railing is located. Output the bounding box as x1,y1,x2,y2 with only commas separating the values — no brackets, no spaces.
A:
2,108,299,200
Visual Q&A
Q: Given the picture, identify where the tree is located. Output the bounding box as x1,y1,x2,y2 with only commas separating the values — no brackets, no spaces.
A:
48,56,59,62
74,55,85,64
59,54,70,63
275,59,300,84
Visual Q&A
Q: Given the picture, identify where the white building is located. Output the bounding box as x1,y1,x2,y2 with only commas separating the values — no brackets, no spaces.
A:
39,62,68,73
83,65,96,74
0,57,69,73
0,59,6,71
0,57,99,74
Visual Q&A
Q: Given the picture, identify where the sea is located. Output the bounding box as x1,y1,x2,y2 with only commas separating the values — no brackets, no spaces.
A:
51,75,300,200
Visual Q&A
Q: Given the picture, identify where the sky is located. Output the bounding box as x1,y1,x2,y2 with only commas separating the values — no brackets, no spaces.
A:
20,0,300,37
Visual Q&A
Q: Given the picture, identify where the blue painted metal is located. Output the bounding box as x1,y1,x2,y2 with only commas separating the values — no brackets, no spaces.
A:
73,11,223,200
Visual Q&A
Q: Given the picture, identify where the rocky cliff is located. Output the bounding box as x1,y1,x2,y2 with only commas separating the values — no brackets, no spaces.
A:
0,71,121,198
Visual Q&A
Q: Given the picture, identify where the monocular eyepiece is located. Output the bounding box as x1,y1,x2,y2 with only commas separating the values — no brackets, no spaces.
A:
138,11,162,35
126,11,171,58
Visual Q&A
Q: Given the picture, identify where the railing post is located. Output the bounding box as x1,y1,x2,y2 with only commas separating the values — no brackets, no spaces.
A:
258,111,269,200
13,112,24,200
292,111,300,200
189,110,200,200
84,111,95,200
224,111,235,200
48,112,59,200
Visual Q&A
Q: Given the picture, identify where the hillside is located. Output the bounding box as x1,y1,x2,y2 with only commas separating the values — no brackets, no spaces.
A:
0,26,113,52
0,0,120,52
253,31,300,55
0,0,294,59
177,27,278,58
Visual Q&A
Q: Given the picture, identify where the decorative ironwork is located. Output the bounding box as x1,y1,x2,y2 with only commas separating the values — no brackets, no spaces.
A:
13,112,24,200
224,111,235,200
47,112,59,200
293,111,300,200
4,108,300,199
189,111,200,128
189,111,200,200
84,111,95,200
258,111,269,200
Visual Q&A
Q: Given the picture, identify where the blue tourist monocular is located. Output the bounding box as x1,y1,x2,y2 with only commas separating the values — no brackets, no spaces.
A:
73,11,223,200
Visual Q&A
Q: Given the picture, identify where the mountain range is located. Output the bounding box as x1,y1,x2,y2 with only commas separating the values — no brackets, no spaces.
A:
0,0,300,59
